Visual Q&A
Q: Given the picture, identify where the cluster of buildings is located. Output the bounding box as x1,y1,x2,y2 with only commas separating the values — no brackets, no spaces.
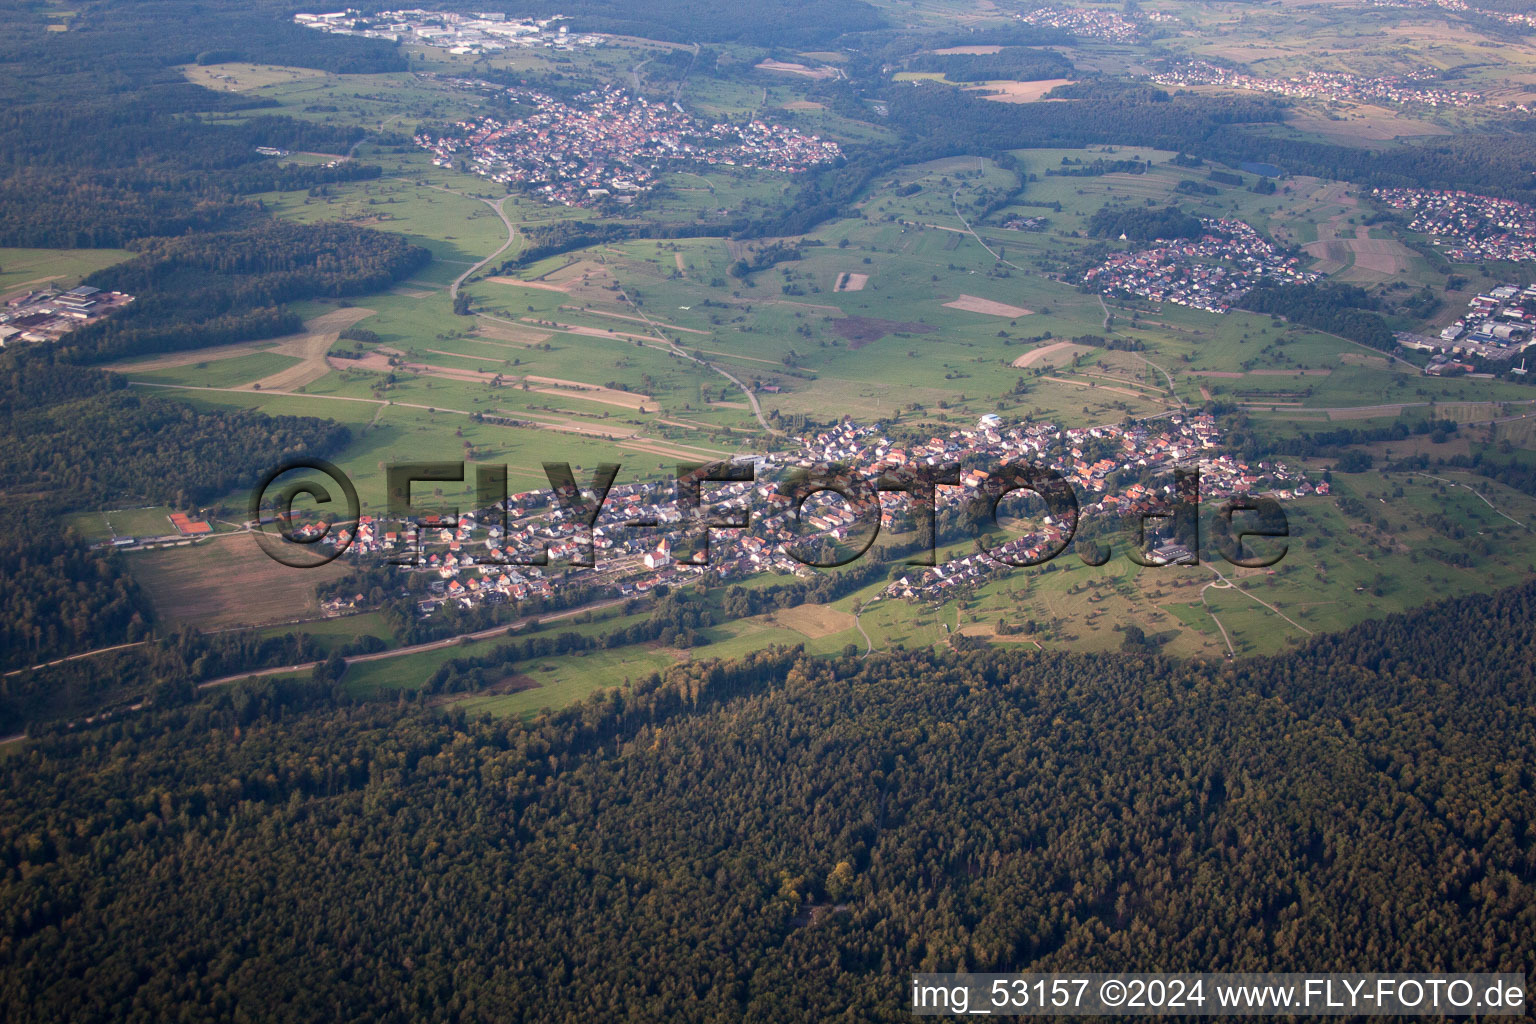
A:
1369,0,1536,30
416,83,842,207
1081,218,1318,313
294,9,601,53
1150,59,1482,108
1371,187,1536,263
306,416,1318,618
1402,283,1536,368
886,415,1323,601
0,285,133,346
1016,6,1143,41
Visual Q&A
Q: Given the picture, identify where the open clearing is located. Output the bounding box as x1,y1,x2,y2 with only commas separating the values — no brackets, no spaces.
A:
830,316,938,348
489,275,571,293
834,272,869,292
929,45,1005,55
110,340,280,374
245,307,376,391
129,537,351,629
1284,105,1452,142
344,351,652,409
0,247,132,298
1009,341,1102,367
474,320,552,346
944,294,1033,317
754,60,835,79
966,79,1074,103
1347,232,1415,275
179,61,328,92
762,602,856,639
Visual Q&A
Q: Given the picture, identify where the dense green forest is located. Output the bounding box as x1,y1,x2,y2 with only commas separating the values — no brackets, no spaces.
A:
64,222,430,362
0,0,401,249
1088,204,1203,241
908,47,1076,83
1,580,1532,1020
0,348,352,676
1237,282,1396,352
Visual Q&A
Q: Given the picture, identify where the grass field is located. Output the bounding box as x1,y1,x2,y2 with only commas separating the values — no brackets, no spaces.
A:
129,352,305,389
128,537,353,629
0,247,131,297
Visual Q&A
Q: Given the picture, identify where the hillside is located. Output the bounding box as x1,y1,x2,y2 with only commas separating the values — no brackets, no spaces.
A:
2,580,1532,1021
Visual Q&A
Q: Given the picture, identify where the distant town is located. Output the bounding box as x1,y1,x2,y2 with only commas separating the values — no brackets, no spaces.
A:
1372,187,1536,263
0,285,133,346
417,81,843,207
294,9,603,53
1369,0,1536,32
1015,5,1146,42
279,416,1322,619
1150,59,1482,108
1081,218,1319,314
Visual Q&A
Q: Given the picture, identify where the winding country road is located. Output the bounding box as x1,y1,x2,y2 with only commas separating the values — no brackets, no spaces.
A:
853,601,874,656
602,260,780,435
450,196,516,301
1201,578,1237,657
1411,472,1528,528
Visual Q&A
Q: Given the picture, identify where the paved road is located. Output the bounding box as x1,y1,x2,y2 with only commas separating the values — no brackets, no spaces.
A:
450,196,516,301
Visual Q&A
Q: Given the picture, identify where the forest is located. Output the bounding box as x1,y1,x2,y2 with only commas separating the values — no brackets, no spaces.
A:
1087,204,1203,241
0,0,399,249
0,577,1532,1020
908,48,1076,83
0,348,353,678
1237,282,1396,352
63,222,430,362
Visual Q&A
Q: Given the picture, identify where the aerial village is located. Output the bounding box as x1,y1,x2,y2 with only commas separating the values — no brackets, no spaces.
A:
1080,217,1319,313
1150,59,1483,108
1371,187,1536,264
295,9,603,53
416,83,844,206
0,285,134,346
1015,5,1147,41
1369,0,1536,31
308,416,1323,618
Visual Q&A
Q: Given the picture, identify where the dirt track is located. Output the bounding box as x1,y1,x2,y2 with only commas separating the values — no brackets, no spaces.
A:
246,307,378,391
1012,340,1079,368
